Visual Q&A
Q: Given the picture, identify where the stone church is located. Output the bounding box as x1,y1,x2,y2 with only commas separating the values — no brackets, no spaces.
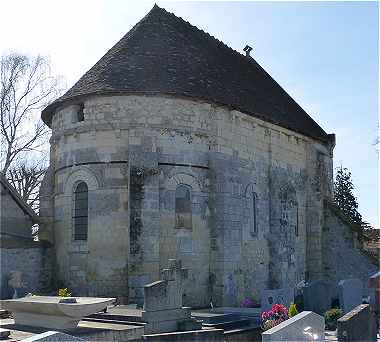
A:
39,5,376,307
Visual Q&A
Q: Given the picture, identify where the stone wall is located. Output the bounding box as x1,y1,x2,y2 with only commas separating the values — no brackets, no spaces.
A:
322,202,378,295
42,94,334,306
0,241,52,298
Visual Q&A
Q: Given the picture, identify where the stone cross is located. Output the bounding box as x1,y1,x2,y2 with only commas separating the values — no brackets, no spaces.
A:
161,259,188,309
143,259,188,311
161,259,188,282
142,259,201,334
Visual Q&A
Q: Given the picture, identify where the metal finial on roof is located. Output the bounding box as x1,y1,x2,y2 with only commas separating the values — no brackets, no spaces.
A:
243,45,253,57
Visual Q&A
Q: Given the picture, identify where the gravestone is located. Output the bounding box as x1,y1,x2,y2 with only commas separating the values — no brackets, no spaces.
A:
262,311,324,342
142,259,201,334
337,304,377,342
303,280,334,315
338,278,363,314
0,296,115,329
21,331,87,342
261,287,294,312
368,271,380,318
0,328,10,339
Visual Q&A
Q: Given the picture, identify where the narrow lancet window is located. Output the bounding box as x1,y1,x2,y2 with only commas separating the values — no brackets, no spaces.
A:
175,184,192,229
77,103,84,122
245,184,258,236
73,182,88,240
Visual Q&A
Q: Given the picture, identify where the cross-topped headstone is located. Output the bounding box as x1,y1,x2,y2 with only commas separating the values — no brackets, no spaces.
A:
142,259,201,333
143,259,188,311
161,259,188,282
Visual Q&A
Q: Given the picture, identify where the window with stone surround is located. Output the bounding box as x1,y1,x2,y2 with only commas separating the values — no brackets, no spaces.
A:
245,184,258,236
279,186,298,236
73,103,84,123
73,182,88,240
175,184,192,229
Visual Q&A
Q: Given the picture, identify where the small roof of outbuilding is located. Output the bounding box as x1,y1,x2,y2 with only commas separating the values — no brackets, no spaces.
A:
0,173,37,219
42,5,329,142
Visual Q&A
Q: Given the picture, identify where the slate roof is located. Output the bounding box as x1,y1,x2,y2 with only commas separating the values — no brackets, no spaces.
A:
0,173,37,219
42,5,329,142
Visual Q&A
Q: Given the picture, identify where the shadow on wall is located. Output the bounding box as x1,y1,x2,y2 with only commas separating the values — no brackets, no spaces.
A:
0,243,53,299
1,271,29,299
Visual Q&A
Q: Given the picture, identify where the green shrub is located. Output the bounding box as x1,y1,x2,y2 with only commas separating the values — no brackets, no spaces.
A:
289,303,298,317
324,308,342,330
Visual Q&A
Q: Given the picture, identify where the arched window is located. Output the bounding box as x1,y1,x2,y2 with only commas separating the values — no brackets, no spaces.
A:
279,186,298,236
73,182,88,240
175,184,192,229
245,184,258,236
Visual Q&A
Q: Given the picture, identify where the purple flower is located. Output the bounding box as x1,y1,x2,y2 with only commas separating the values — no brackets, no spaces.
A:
242,298,254,308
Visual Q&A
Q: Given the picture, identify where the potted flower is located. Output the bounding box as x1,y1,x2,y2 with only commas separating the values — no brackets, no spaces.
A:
324,308,342,331
261,304,289,331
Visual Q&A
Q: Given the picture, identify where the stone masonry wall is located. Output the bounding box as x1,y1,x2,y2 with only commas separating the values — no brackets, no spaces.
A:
0,242,52,299
44,94,333,306
322,203,378,295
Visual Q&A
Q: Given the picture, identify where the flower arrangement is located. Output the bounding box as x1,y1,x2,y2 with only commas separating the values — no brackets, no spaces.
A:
261,304,289,331
324,308,342,331
58,288,72,297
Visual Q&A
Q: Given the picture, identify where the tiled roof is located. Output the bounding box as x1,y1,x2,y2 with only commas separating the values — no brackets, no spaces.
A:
42,5,329,142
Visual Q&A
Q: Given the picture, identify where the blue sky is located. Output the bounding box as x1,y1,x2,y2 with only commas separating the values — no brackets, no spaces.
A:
1,1,378,227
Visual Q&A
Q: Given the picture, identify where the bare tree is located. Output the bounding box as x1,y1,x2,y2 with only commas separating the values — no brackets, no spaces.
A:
0,53,62,174
7,162,46,211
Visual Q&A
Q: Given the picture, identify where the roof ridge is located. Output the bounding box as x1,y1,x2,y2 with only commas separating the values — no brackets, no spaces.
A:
61,4,162,100
155,5,252,65
157,5,325,131
154,5,307,109
41,5,329,142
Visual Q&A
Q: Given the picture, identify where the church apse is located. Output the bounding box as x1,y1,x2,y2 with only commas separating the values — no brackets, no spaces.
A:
39,5,334,306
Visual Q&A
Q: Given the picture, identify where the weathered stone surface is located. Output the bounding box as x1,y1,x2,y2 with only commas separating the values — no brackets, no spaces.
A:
304,280,334,315
338,279,363,314
0,318,144,342
0,296,115,329
322,204,378,296
262,311,324,342
20,331,87,342
261,287,294,312
142,260,201,334
144,260,187,312
39,88,378,308
0,246,52,300
75,320,144,341
369,271,380,316
143,329,224,342
143,308,191,322
337,304,377,342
